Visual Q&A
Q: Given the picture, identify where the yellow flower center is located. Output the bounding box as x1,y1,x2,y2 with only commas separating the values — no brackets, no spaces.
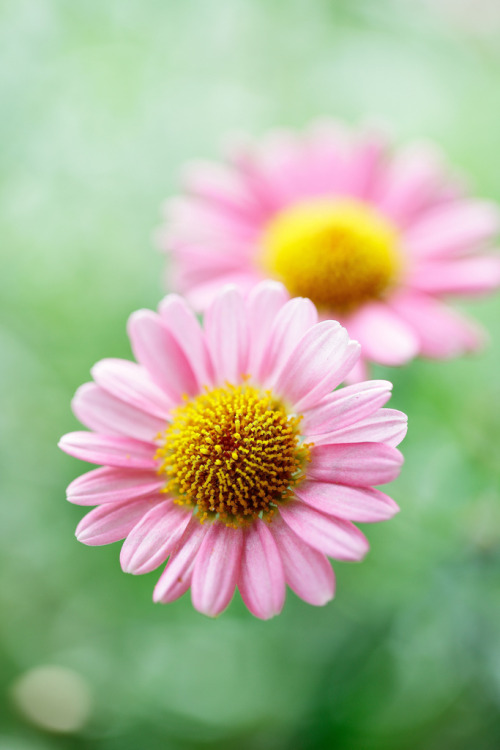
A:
156,384,311,527
261,199,401,313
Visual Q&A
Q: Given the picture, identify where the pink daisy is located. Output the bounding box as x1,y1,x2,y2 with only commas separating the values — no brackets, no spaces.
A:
59,282,406,619
159,121,500,380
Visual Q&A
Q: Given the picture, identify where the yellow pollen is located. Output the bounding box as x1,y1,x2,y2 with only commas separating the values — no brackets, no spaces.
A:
261,198,401,313
155,384,311,527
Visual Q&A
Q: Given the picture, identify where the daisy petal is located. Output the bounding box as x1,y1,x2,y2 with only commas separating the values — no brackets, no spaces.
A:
158,294,214,388
311,408,408,447
308,443,404,486
301,380,393,435
246,281,289,377
182,159,262,219
280,502,369,561
238,520,285,620
294,481,399,522
260,296,318,384
404,199,500,259
75,496,162,546
204,286,249,385
163,195,258,242
305,119,349,196
72,383,165,443
58,432,157,469
347,302,420,366
191,523,243,616
91,358,172,418
183,272,260,313
389,291,484,358
120,501,191,575
252,131,309,208
224,135,281,214
375,143,448,225
343,356,369,385
274,322,360,411
409,256,500,296
343,127,388,199
66,466,164,506
127,309,198,401
270,515,335,606
153,519,206,603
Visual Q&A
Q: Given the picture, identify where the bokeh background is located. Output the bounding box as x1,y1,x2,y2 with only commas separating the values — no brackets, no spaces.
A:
1,1,500,748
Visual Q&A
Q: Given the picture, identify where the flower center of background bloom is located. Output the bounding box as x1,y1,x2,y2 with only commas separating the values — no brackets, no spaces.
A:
156,384,311,527
262,199,401,313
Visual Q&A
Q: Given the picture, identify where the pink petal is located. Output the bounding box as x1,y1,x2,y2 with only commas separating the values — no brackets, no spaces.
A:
404,199,500,259
250,131,310,209
238,520,285,620
343,356,369,385
204,286,249,385
347,302,420,366
182,271,261,313
91,358,172,418
304,119,350,196
182,159,262,220
163,195,258,243
224,135,281,214
311,408,408,448
120,501,191,575
269,514,335,606
389,291,484,358
280,502,369,561
308,442,404,486
75,496,162,546
58,432,157,469
191,523,243,617
171,240,252,286
72,383,165,443
294,481,399,522
66,466,164,506
274,321,361,411
259,297,318,385
127,309,198,401
301,380,393,435
342,127,388,200
374,143,449,226
153,519,207,603
158,294,214,388
409,256,500,296
246,281,290,377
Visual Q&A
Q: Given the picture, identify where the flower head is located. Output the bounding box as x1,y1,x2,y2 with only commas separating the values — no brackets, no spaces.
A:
159,121,500,378
59,282,406,618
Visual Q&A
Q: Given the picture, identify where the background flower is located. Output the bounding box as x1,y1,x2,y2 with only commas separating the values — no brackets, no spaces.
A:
160,122,500,379
59,282,405,618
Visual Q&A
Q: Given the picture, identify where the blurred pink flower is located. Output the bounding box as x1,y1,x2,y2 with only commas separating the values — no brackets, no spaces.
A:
59,282,406,618
159,121,500,379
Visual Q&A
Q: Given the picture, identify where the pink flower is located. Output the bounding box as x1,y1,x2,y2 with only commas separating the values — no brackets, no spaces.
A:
59,282,406,618
159,121,500,379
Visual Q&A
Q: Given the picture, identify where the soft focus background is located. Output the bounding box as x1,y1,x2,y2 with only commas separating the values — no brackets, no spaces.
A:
1,1,500,748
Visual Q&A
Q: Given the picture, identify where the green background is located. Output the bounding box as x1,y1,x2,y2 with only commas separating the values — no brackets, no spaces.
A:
1,1,500,748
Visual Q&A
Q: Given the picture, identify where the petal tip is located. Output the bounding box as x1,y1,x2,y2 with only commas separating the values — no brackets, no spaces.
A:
75,527,89,544
58,434,74,454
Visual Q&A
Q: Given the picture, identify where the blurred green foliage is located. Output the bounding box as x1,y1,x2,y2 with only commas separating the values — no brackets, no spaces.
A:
1,1,500,748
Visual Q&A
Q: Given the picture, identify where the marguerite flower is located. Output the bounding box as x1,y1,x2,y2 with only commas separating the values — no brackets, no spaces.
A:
159,121,500,379
59,282,406,618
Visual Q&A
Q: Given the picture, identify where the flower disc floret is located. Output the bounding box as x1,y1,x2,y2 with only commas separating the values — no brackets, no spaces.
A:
156,383,311,527
262,199,401,313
